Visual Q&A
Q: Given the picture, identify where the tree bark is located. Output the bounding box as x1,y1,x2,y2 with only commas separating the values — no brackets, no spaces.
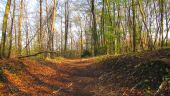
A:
132,0,136,52
91,0,98,56
0,0,11,58
18,0,24,56
39,0,43,51
8,0,16,58
64,0,69,52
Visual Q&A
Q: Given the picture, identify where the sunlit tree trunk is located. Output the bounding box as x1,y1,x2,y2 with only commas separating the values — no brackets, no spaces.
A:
8,0,16,58
0,0,11,58
50,0,57,58
138,0,153,50
18,0,24,56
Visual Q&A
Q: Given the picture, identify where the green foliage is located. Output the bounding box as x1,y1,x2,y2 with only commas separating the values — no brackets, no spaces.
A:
81,50,92,57
97,46,107,55
105,31,115,40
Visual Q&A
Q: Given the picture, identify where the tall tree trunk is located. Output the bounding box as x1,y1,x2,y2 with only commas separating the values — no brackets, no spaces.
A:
153,2,160,47
14,18,17,53
8,0,16,58
25,7,30,55
45,0,49,58
0,0,11,58
127,0,132,52
18,0,24,56
132,0,136,52
159,0,164,47
60,16,63,54
39,0,43,51
64,0,69,52
138,0,154,50
91,0,98,56
165,3,169,46
50,0,57,58
80,22,83,55
100,0,105,47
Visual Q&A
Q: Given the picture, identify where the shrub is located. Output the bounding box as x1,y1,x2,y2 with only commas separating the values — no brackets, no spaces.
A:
81,50,91,57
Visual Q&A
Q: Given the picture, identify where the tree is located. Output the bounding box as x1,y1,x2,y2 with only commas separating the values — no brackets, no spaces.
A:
18,0,24,56
0,0,11,58
90,0,98,56
159,0,164,47
165,1,169,46
24,4,30,55
0,0,169,58
60,14,63,53
50,0,57,58
8,0,16,58
39,0,43,51
132,0,136,52
64,0,69,52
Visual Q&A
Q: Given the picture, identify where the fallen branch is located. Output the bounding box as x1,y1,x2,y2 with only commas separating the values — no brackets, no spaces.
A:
17,51,57,58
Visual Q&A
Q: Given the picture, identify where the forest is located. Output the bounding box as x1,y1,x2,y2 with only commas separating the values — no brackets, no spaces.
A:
0,0,169,95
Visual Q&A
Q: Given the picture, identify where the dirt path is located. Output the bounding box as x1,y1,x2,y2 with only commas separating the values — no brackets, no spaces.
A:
39,58,99,96
0,58,101,96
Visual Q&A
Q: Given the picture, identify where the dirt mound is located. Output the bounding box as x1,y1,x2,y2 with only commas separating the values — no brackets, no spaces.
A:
96,48,170,95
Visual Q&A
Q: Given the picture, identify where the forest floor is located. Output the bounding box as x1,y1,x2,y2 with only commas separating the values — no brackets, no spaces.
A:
0,58,102,96
0,48,170,96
